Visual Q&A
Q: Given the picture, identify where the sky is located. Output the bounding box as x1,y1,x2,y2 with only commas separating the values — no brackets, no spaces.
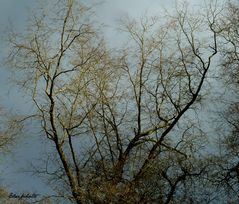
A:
0,0,41,194
0,0,209,200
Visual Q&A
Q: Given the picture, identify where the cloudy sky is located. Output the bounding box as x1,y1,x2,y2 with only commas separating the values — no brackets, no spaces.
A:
0,0,39,194
0,0,203,198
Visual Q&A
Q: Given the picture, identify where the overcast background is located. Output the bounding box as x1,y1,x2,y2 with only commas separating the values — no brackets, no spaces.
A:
0,0,205,198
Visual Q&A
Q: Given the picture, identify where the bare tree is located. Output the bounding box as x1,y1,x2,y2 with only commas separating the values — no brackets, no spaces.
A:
7,0,222,203
0,108,23,153
212,1,239,201
220,0,239,86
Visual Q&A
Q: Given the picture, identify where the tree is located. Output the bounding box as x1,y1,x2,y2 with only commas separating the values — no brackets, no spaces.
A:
0,108,23,153
212,0,239,201
220,0,239,86
7,0,222,203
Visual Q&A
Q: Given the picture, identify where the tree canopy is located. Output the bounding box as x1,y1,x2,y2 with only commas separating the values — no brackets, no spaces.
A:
3,0,239,203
